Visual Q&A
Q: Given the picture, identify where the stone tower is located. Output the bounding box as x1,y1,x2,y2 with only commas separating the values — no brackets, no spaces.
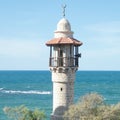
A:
46,16,82,119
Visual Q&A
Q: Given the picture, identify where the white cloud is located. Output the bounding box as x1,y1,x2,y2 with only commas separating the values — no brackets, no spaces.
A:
0,39,43,56
80,47,120,70
83,21,120,49
85,21,120,33
0,39,49,70
79,21,120,70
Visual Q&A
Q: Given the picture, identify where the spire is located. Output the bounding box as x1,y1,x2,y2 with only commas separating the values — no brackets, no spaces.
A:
54,5,73,38
62,4,66,18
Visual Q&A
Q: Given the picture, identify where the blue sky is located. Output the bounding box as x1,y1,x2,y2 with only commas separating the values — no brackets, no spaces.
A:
0,0,120,70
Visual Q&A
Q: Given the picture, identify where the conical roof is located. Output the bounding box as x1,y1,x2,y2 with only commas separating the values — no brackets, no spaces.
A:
46,37,82,46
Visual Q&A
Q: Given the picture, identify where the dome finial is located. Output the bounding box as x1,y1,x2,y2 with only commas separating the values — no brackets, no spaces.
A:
62,4,66,18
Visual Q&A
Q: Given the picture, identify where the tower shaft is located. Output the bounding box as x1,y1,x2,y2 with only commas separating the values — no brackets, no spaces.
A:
51,68,76,120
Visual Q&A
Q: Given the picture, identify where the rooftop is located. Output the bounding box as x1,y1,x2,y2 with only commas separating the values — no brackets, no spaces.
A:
46,37,82,46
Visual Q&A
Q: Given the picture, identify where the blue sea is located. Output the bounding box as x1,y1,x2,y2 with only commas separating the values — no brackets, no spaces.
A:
0,71,120,120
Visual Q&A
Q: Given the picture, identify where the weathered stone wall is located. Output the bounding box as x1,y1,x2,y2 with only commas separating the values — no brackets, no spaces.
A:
51,69,76,119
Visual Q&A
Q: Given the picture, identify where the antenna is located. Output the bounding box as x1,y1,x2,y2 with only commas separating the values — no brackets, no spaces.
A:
62,4,66,18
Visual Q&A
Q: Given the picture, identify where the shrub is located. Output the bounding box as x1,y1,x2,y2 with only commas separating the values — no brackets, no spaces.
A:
3,105,46,120
64,93,120,120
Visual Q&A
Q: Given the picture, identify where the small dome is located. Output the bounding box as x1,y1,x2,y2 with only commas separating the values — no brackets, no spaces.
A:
57,18,71,31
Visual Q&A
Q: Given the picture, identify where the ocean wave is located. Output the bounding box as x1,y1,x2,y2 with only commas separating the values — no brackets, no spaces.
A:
0,88,4,90
0,89,51,95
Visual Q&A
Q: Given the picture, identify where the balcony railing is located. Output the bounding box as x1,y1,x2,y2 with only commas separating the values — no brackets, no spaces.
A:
49,57,78,67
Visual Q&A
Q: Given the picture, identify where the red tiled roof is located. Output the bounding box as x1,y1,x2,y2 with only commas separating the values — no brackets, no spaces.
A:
46,37,83,46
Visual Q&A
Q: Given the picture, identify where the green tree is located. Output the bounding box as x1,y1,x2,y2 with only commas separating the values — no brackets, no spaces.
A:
64,93,120,120
3,105,46,120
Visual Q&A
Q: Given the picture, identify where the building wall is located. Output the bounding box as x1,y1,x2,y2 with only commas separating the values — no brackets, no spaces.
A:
52,69,76,116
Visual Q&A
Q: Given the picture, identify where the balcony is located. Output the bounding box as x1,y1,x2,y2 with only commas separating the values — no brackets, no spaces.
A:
49,57,78,67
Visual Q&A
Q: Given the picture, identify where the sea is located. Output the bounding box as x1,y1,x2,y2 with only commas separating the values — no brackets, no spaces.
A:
0,70,120,120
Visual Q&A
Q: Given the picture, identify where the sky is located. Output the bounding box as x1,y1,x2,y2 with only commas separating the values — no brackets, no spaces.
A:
0,0,120,70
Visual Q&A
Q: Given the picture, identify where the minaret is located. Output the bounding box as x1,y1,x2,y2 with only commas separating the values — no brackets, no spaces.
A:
46,6,82,120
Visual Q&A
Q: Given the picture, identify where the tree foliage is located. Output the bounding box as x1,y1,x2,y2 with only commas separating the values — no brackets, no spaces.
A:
64,93,120,120
3,105,46,120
